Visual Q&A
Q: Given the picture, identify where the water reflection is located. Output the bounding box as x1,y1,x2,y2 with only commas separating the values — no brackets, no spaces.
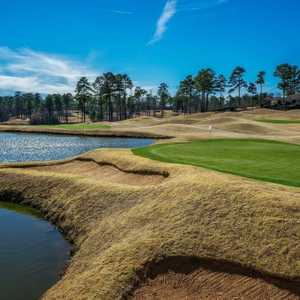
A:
0,132,153,162
0,202,70,300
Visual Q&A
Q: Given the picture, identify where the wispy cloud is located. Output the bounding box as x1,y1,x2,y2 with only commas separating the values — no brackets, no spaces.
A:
0,47,97,94
178,0,228,12
148,0,228,45
148,0,177,45
111,10,133,15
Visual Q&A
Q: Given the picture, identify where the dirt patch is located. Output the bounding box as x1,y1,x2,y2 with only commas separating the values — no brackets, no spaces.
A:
31,160,166,186
131,257,300,300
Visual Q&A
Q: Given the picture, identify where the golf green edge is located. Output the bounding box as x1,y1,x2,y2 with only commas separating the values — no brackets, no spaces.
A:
133,138,300,188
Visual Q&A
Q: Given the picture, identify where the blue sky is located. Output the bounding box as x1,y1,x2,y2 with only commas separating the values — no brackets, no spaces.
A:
0,0,300,95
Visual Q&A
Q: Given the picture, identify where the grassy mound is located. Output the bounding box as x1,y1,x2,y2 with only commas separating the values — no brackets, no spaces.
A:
2,109,300,144
133,139,300,187
0,150,299,299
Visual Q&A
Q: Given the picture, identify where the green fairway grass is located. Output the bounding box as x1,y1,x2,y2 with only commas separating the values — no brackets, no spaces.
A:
133,139,300,187
256,119,300,124
37,123,111,130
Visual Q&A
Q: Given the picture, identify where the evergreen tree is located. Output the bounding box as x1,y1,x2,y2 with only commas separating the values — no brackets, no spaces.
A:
195,69,217,112
62,93,73,123
158,82,170,117
256,71,266,105
228,66,248,106
75,77,93,122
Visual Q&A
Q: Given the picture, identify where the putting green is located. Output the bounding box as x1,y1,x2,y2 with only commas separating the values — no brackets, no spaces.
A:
133,139,300,187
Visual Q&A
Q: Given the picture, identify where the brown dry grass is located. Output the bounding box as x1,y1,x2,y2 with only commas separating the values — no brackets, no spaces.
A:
0,149,300,299
30,159,166,186
112,109,300,144
1,108,300,143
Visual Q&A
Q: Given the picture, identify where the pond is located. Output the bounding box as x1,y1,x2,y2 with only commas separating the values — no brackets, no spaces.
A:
0,202,71,300
0,132,154,163
0,132,154,299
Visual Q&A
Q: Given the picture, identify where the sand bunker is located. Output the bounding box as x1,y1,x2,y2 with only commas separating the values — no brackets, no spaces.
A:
131,257,300,300
31,160,166,186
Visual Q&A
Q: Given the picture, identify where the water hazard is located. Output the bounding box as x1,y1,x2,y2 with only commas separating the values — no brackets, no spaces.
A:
0,202,71,300
0,132,154,162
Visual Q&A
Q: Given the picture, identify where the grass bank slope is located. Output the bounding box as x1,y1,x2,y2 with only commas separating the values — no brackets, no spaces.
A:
133,139,300,187
0,149,300,299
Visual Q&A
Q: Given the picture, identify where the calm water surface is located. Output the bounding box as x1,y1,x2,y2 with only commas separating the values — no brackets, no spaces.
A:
0,202,70,300
0,132,154,162
0,132,154,299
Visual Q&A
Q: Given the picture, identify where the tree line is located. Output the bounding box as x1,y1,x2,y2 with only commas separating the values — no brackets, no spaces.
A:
0,63,299,124
173,64,300,113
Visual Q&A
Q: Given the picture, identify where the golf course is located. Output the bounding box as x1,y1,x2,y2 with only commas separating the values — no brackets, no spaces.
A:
1,0,300,298
134,139,300,187
0,108,299,299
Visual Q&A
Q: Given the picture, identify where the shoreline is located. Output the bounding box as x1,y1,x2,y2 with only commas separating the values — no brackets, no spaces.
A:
0,125,173,140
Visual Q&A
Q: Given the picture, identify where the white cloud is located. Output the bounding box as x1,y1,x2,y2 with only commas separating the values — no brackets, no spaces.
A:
148,0,177,45
0,47,97,95
148,0,228,45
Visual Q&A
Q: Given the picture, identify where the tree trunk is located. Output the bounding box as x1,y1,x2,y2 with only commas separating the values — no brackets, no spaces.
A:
65,107,69,123
123,94,127,120
83,102,86,123
206,93,209,112
109,95,113,122
99,98,103,121
201,92,205,112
